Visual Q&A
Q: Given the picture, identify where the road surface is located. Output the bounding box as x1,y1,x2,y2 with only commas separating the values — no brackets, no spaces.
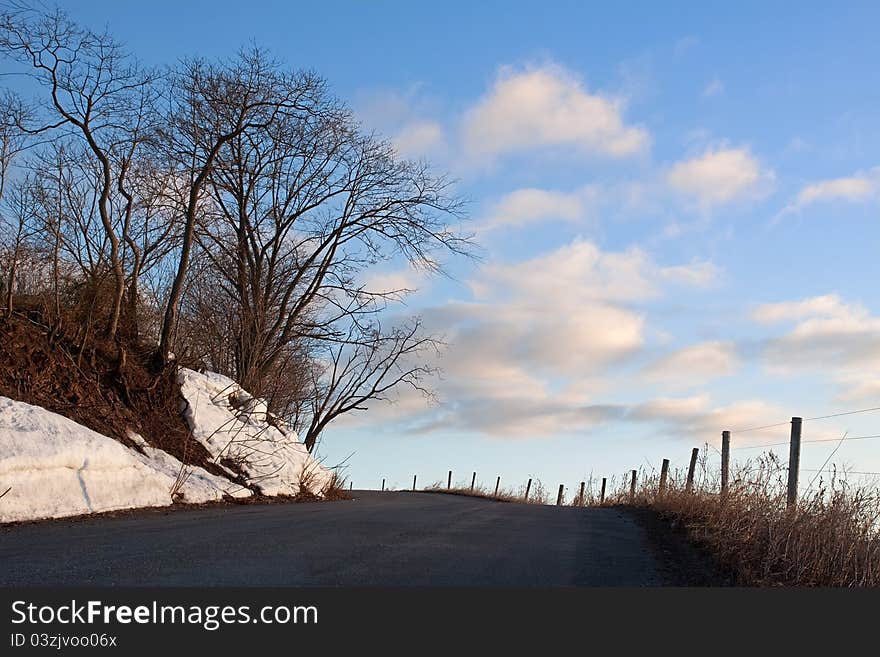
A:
0,491,716,586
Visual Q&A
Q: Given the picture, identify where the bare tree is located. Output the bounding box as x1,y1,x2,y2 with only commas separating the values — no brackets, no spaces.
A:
29,142,67,322
0,177,38,314
299,318,440,452
162,51,471,448
35,144,106,287
27,141,120,337
155,49,323,366
0,91,28,204
0,5,158,339
0,7,472,455
189,53,467,398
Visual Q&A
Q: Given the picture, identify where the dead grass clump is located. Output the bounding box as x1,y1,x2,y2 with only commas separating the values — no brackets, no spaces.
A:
423,478,551,504
521,478,550,505
318,471,353,501
621,454,880,586
568,474,617,507
423,482,498,501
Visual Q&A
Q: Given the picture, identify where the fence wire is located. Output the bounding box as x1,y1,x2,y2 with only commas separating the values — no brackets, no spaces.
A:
730,405,880,435
732,434,880,451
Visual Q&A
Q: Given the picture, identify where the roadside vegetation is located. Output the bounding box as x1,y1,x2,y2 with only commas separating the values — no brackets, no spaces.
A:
421,457,880,586
0,5,469,466
618,455,880,586
424,478,554,504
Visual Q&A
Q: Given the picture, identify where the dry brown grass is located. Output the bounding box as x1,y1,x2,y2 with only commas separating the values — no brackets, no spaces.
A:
318,471,353,501
0,307,227,478
423,480,525,503
605,454,880,586
408,451,880,586
424,455,880,586
568,474,614,507
523,478,551,505
422,476,564,505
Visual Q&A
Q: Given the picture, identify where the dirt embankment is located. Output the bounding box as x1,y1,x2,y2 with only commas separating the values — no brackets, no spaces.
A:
0,308,225,478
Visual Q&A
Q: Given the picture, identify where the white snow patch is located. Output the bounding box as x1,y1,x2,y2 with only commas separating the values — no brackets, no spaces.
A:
0,367,336,523
127,432,252,503
179,369,334,497
0,396,248,522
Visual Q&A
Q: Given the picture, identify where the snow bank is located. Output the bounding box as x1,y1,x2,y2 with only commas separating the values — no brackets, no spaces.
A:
127,432,252,503
179,369,334,497
0,367,335,523
0,396,249,523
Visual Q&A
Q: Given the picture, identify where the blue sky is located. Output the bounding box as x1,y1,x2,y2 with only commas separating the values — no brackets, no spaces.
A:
51,1,880,495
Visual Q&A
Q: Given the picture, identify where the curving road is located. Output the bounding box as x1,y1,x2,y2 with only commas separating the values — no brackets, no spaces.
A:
0,491,718,586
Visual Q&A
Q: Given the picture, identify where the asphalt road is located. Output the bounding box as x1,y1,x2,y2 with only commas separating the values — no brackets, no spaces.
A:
0,491,709,586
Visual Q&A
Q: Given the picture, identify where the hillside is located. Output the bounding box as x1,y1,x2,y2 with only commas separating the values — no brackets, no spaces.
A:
0,312,336,523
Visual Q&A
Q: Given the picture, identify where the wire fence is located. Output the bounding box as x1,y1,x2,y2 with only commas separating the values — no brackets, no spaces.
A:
731,405,880,434
732,434,880,451
721,407,880,489
366,403,880,504
726,405,880,480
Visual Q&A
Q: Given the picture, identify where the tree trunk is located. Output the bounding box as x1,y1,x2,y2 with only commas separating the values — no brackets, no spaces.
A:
82,130,125,340
158,195,199,366
158,131,237,367
126,277,139,341
5,257,16,315
106,238,126,339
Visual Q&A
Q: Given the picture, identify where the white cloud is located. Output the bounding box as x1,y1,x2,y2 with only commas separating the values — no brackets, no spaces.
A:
798,174,876,205
478,181,723,236
471,239,659,305
788,167,880,211
643,341,740,383
774,167,880,221
455,240,722,387
752,295,880,402
479,186,599,232
375,239,723,437
462,64,649,164
413,394,624,438
630,394,711,421
478,242,718,303
835,375,880,404
460,243,653,381
362,266,426,298
659,261,719,287
392,120,444,159
355,88,446,160
751,294,853,324
629,396,791,444
702,78,724,97
667,146,774,208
